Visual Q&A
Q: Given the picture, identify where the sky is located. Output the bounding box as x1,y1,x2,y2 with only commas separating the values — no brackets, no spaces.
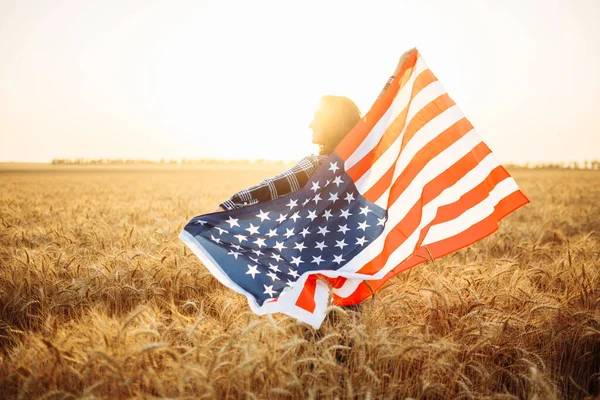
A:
0,0,599,164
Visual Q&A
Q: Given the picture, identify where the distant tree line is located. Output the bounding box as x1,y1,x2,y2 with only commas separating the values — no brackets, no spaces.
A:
51,157,296,167
504,160,600,170
50,158,600,169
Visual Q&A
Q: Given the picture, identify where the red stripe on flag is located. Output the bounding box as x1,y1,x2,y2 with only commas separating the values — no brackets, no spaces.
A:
295,274,318,313
320,275,347,289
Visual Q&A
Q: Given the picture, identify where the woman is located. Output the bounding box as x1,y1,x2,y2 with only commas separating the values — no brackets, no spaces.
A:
209,50,413,322
212,48,414,213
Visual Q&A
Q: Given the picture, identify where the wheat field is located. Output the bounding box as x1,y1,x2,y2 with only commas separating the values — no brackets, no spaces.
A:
0,164,598,399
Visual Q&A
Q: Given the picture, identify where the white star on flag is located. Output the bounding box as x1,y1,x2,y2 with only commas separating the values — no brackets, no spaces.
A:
359,206,372,216
338,224,350,234
286,199,298,209
335,239,348,249
357,221,370,231
254,237,267,248
311,255,324,265
299,228,311,237
268,263,280,272
344,192,355,203
273,241,286,251
266,228,278,237
263,285,276,297
234,234,247,243
226,217,239,228
314,241,328,251
246,223,260,235
355,236,369,246
246,264,259,278
332,254,345,265
284,228,295,238
290,256,304,267
317,226,330,236
287,269,299,278
256,210,270,222
294,242,307,251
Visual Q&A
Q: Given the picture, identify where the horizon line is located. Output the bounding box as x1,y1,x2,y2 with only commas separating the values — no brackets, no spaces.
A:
1,158,600,167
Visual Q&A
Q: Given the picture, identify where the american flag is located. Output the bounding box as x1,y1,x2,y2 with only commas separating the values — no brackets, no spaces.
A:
179,49,530,328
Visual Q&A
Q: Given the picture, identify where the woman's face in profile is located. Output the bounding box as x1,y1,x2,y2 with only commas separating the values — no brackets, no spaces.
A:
309,105,326,146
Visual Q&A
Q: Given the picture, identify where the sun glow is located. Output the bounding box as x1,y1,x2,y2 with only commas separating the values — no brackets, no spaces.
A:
147,3,335,162
141,0,405,162
1,1,598,163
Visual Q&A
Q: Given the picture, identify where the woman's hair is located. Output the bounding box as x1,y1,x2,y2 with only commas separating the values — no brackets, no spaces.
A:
316,95,362,155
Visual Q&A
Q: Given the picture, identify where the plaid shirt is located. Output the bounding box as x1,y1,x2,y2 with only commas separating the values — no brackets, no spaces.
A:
220,154,329,210
219,75,395,211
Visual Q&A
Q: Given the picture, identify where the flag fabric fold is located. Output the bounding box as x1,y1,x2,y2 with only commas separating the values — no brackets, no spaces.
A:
179,49,530,328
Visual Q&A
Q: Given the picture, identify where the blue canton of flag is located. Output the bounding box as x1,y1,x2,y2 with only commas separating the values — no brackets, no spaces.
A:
179,153,386,312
